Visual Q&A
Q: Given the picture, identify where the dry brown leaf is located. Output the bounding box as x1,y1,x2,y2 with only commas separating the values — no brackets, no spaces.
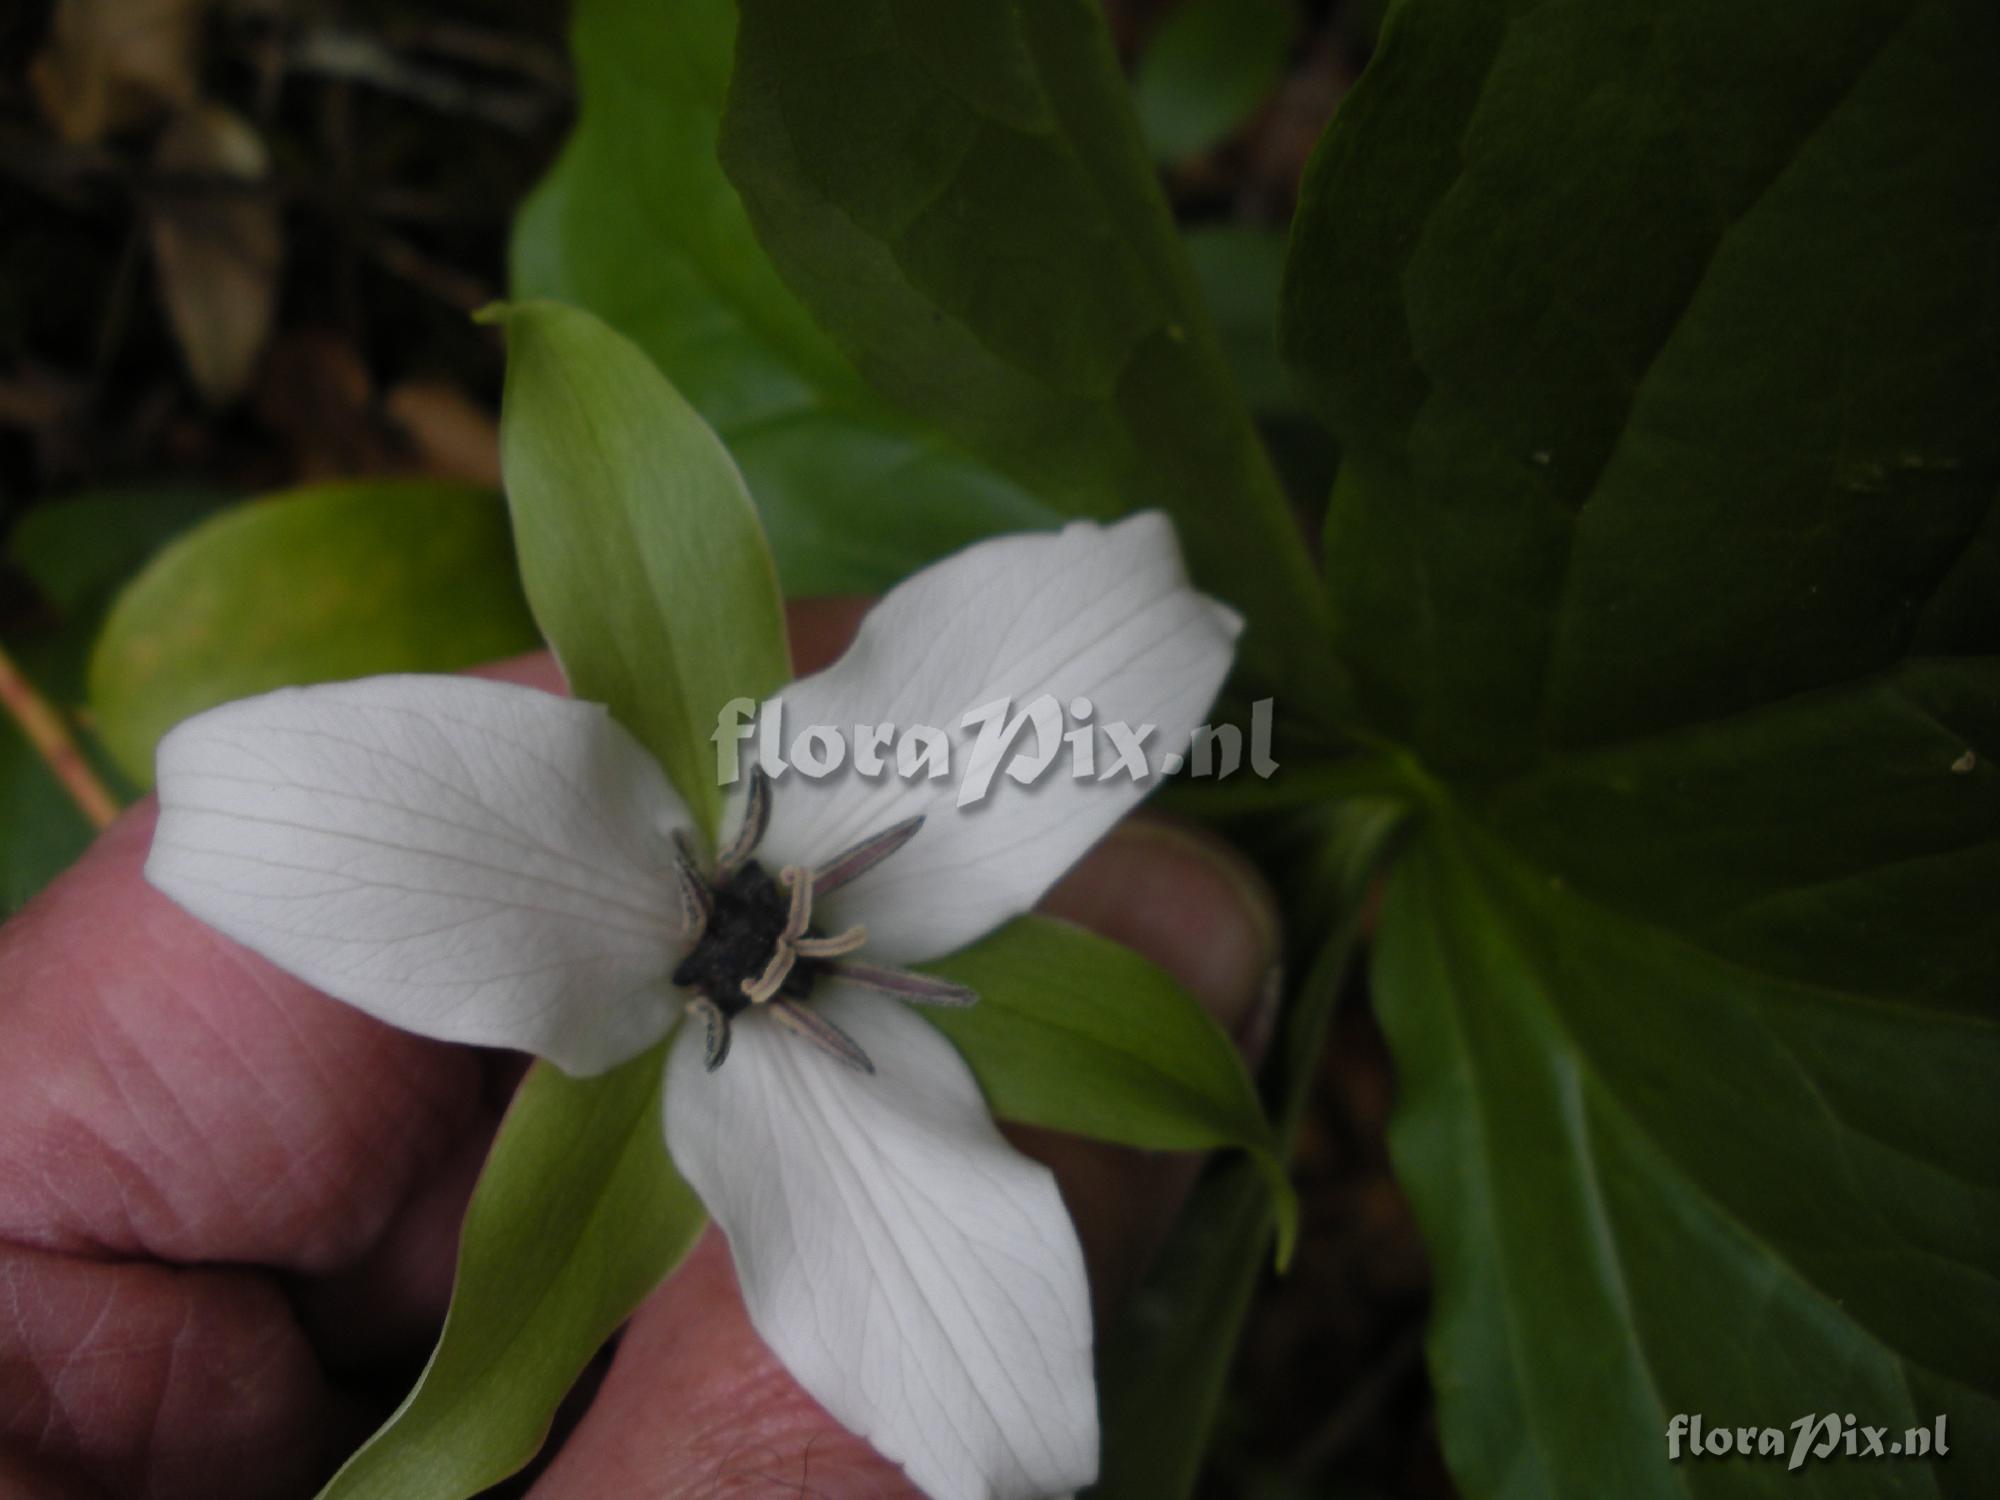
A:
255,330,394,478
146,103,282,408
385,380,502,486
29,0,208,144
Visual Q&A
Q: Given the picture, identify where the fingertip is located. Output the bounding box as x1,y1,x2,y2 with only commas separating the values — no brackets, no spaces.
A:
1040,815,1282,1050
784,596,871,675
468,651,568,692
527,1232,896,1499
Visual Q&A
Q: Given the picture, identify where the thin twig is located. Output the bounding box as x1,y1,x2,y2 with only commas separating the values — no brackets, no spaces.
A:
382,19,574,91
91,225,146,388
0,128,495,225
288,28,556,133
363,229,493,313
0,640,121,830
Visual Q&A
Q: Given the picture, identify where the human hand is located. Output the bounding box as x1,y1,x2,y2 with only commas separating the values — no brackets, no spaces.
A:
0,599,1278,1499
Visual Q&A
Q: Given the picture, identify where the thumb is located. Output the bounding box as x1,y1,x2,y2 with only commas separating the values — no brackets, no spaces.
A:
525,818,1280,1498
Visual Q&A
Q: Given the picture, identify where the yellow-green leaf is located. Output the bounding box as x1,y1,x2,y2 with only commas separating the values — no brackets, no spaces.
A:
89,481,539,786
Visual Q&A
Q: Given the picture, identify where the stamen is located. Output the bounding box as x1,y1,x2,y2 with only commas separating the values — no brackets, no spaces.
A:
674,787,945,1076
831,960,979,1007
688,995,733,1071
771,1001,875,1073
792,926,868,959
716,763,772,876
777,863,814,942
671,831,711,941
741,944,797,1007
813,813,924,896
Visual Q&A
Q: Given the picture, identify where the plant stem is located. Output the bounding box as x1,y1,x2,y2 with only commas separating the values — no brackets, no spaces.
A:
0,641,121,830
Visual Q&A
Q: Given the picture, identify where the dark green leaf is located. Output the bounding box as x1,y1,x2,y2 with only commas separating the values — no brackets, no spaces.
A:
3,486,224,911
7,487,231,723
1283,0,2000,1491
721,0,1338,720
1095,1158,1275,1498
0,728,95,915
1285,0,1998,786
1483,663,2000,1011
1181,225,1299,420
88,481,540,787
0,629,131,916
490,300,789,842
1177,222,1343,528
510,0,1058,595
1133,0,1294,162
924,914,1297,1258
319,1045,706,1500
1375,818,1999,1498
11,487,228,621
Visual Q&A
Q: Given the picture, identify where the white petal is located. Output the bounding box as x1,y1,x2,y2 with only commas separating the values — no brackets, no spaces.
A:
147,674,691,1075
665,989,1097,1500
755,513,1239,962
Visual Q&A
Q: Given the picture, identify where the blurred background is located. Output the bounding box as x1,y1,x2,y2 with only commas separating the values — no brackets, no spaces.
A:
0,2,1447,1494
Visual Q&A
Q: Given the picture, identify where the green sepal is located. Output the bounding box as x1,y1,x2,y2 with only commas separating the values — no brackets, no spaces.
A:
317,1043,706,1500
924,914,1299,1265
487,299,790,843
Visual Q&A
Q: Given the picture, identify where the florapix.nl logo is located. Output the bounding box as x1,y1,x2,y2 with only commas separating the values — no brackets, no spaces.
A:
1666,1413,1950,1473
712,695,1279,806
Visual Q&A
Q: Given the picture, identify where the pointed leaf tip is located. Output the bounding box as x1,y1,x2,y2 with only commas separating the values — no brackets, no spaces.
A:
494,299,789,841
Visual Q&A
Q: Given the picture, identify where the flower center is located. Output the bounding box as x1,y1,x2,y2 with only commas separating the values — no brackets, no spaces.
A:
670,859,829,1016
668,768,979,1075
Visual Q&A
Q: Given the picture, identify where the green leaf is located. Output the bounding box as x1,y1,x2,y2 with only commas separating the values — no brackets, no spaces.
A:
8,488,232,719
319,1044,706,1500
489,299,789,842
720,0,1338,721
1178,225,1341,510
0,627,131,916
1375,818,1999,1498
1181,224,1300,420
1483,663,2000,1011
1282,0,2000,1492
1133,0,1294,162
0,729,95,915
510,0,1058,595
1096,1157,1275,1498
89,481,536,788
1285,0,1998,785
12,487,229,620
3,486,225,911
923,914,1297,1261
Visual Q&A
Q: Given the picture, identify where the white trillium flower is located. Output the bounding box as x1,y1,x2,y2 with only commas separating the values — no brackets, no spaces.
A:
145,512,1239,1500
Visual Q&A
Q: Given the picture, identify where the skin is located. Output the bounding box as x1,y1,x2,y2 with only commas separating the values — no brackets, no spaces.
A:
0,600,1280,1499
